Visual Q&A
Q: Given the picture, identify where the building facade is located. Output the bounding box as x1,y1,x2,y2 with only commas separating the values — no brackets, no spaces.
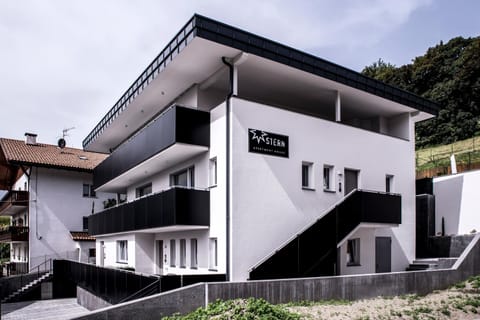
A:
85,15,439,281
0,135,112,272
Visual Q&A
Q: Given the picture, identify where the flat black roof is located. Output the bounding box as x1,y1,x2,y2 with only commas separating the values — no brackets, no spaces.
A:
83,14,439,149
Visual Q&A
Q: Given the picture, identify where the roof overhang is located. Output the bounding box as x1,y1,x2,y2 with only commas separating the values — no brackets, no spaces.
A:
83,14,440,153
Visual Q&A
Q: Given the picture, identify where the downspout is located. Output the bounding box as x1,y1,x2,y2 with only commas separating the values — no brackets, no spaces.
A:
34,167,42,240
222,57,233,282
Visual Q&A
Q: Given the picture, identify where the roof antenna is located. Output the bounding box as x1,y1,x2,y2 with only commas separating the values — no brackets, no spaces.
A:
58,127,75,149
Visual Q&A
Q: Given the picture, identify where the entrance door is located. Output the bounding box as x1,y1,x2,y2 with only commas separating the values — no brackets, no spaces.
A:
156,240,164,274
99,241,105,267
344,169,358,195
375,237,391,273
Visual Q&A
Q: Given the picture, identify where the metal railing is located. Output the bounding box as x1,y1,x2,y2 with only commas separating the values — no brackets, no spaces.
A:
117,279,161,304
0,226,29,242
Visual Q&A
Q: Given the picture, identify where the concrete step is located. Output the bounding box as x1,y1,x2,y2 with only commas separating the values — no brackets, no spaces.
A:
1,272,53,303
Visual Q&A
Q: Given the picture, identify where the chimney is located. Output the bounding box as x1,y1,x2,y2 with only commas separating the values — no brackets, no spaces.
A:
25,132,38,145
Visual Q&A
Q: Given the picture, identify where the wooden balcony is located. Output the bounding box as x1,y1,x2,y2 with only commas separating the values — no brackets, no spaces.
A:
0,191,29,216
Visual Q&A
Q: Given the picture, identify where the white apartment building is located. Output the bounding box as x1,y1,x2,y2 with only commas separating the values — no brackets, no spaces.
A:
0,134,112,272
84,15,439,281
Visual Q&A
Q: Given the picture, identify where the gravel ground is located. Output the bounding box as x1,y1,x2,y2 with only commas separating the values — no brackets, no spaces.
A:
288,279,480,320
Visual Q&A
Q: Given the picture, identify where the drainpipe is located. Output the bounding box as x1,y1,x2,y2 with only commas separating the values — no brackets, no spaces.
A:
222,57,233,282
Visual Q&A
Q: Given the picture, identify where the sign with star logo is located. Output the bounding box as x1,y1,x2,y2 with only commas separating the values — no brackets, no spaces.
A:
248,129,289,158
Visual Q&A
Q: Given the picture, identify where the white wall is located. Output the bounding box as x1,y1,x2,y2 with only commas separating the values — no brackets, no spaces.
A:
94,102,227,277
230,97,416,280
29,167,113,267
434,170,480,235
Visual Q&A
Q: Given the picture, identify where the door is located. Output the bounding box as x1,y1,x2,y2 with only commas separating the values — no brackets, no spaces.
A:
375,237,391,273
344,169,358,195
156,240,164,274
99,241,105,267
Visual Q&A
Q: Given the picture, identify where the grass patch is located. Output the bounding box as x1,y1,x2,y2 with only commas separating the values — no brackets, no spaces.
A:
162,298,300,320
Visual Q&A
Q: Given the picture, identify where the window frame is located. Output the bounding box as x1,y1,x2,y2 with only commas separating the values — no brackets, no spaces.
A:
323,165,335,192
209,237,218,270
179,239,186,268
190,238,198,269
170,166,195,188
301,162,314,190
116,240,128,264
209,158,217,188
135,183,152,198
386,174,394,193
170,239,176,267
82,184,96,198
346,238,361,266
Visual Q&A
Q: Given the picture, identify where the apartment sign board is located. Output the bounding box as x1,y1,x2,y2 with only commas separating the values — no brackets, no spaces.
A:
248,129,289,158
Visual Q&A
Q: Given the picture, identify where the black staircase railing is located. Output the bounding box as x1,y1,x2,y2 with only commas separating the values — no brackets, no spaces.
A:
249,189,401,280
117,279,161,304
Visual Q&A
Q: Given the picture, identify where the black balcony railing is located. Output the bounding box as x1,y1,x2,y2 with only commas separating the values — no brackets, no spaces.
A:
0,191,29,215
88,188,209,235
249,190,401,280
0,226,29,242
93,106,210,189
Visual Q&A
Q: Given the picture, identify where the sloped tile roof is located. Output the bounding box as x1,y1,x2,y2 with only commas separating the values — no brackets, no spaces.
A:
70,231,96,241
0,138,107,172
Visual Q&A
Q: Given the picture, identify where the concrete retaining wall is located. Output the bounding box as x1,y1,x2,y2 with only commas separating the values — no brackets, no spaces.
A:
74,233,480,320
77,286,111,311
0,272,46,299
73,284,205,320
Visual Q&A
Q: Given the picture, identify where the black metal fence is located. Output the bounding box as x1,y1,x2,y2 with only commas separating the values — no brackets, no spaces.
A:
53,260,159,304
53,260,226,304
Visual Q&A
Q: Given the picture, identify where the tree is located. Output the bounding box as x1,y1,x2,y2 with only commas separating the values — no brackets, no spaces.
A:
362,36,480,148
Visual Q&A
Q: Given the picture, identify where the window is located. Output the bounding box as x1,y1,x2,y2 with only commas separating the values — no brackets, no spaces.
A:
190,239,198,269
136,183,152,198
347,238,360,266
170,167,195,188
386,175,394,193
209,158,217,187
89,248,96,258
180,239,186,268
209,238,218,270
170,239,176,267
301,162,314,189
323,165,334,191
116,240,128,263
83,184,96,197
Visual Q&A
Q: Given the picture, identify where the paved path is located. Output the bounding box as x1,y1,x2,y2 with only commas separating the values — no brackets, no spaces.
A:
1,298,90,320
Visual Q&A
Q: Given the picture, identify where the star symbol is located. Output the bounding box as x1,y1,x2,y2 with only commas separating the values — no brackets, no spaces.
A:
250,129,268,144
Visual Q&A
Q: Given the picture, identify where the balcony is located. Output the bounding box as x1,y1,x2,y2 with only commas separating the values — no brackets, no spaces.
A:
88,187,209,236
93,106,210,192
0,191,29,216
0,226,29,242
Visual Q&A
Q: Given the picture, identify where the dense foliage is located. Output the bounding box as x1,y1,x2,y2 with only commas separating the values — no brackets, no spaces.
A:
162,298,300,320
362,36,480,148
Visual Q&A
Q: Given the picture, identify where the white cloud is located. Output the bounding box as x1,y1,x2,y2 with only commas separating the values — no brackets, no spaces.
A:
0,0,433,148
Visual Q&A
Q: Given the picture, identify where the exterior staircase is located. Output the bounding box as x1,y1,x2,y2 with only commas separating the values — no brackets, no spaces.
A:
249,190,402,280
406,258,458,271
1,272,53,303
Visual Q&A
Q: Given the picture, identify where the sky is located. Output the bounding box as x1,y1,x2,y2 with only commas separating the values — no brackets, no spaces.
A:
0,0,479,149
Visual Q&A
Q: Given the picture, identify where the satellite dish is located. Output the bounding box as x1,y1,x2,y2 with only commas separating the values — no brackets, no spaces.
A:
58,138,66,149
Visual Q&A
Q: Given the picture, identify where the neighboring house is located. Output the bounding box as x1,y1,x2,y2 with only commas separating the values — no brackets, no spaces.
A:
84,15,439,281
0,134,112,273
432,170,480,235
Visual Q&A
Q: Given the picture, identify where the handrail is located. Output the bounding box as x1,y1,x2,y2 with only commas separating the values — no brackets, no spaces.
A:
248,189,400,272
117,279,160,304
247,189,358,272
